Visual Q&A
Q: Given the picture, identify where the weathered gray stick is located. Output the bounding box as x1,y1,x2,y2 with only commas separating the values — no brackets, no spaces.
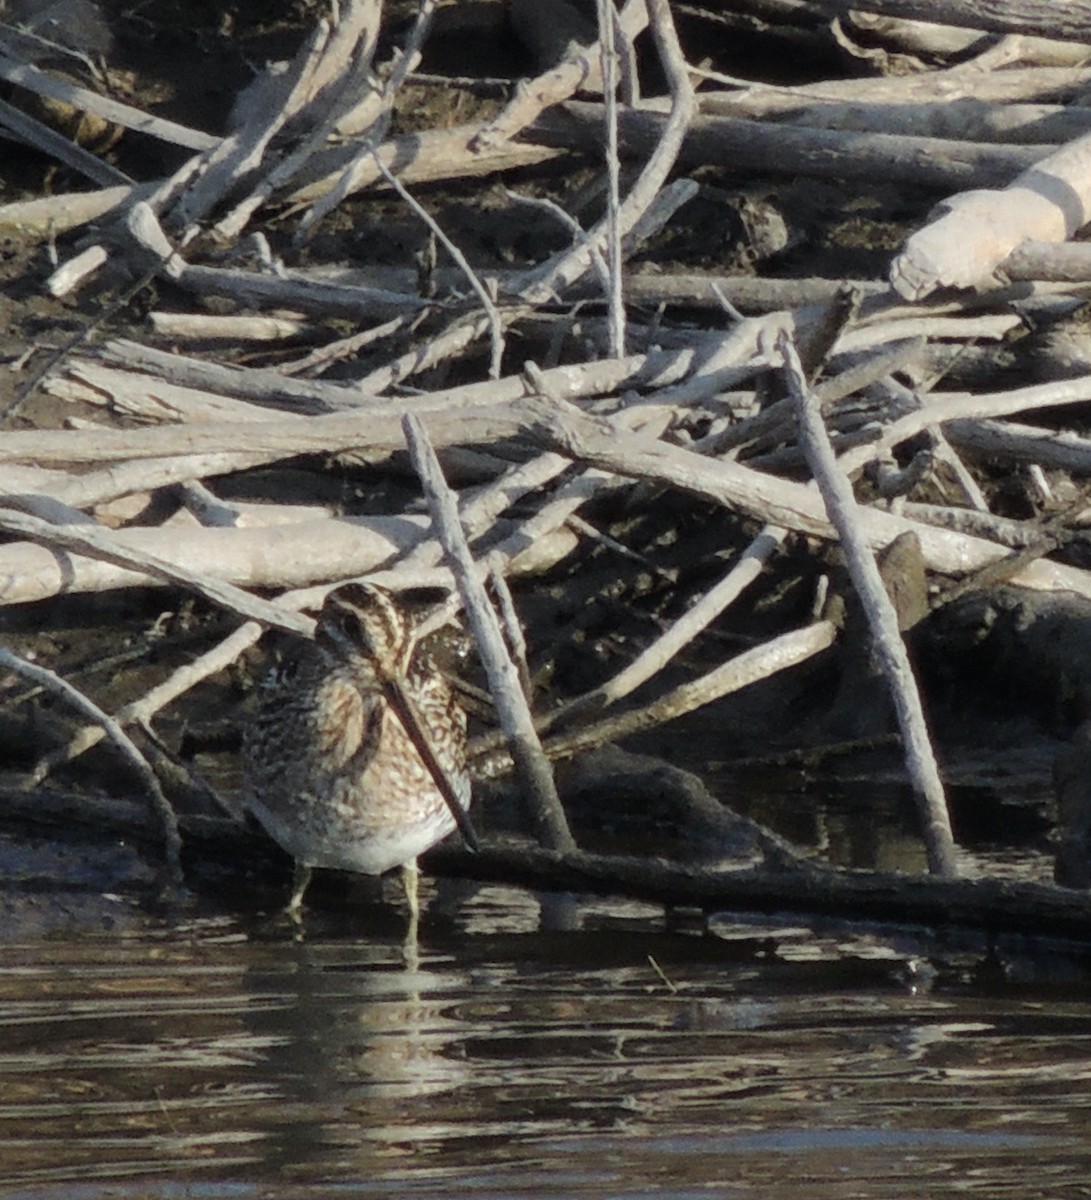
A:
541,621,838,764
0,648,183,889
553,524,789,729
778,330,958,878
401,413,575,853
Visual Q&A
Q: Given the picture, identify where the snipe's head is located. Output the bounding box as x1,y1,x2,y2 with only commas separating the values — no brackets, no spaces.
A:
315,583,412,675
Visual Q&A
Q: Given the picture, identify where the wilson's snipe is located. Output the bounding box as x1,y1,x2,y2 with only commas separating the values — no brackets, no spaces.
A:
242,582,475,920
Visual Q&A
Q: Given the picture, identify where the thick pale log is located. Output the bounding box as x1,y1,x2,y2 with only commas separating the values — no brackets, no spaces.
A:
892,131,1091,298
0,515,577,605
0,516,427,606
0,404,535,466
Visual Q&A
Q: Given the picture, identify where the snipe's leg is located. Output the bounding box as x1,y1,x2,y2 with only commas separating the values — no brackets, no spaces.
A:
400,860,421,924
400,860,421,962
286,861,313,921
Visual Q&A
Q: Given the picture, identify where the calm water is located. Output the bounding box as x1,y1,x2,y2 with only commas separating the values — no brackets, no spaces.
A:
2,878,1091,1199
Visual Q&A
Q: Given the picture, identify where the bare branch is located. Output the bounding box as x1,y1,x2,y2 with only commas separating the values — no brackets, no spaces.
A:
777,329,958,878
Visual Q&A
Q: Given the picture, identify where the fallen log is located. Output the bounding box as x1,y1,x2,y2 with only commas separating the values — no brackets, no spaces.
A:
4,779,1088,946
806,0,1091,42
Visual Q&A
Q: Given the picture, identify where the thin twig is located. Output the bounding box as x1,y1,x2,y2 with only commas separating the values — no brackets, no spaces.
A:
0,96,131,187
294,0,436,239
598,0,625,357
548,524,788,732
503,188,611,293
470,0,649,151
517,0,694,305
38,621,268,778
214,1,390,241
372,153,505,379
527,621,837,767
487,551,534,700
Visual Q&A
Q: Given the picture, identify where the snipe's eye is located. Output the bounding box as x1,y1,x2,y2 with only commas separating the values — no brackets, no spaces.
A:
334,609,371,650
316,600,376,662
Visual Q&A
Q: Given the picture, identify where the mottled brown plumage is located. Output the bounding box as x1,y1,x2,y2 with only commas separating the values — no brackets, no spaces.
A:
242,583,472,918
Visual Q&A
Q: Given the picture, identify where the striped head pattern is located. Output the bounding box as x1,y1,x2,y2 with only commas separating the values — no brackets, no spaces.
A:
315,583,415,677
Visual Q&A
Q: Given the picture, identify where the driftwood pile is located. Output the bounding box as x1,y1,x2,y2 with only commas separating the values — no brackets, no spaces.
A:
5,0,1091,934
